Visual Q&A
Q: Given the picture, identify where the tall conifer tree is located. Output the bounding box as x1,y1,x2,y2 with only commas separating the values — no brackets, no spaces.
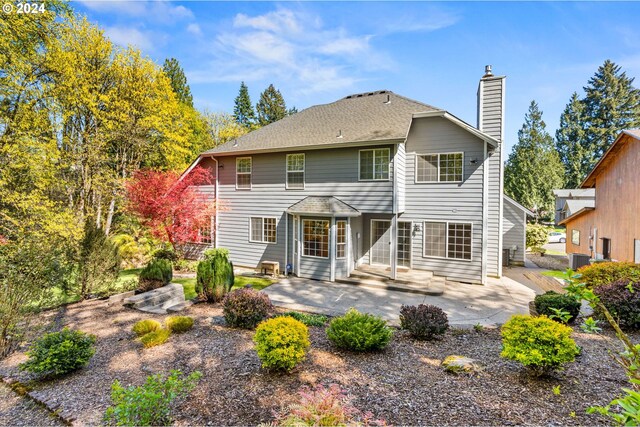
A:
256,84,287,126
162,58,193,107
233,82,256,128
555,93,588,188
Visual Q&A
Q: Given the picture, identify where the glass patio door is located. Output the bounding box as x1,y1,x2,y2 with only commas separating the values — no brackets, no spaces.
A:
397,222,412,268
370,219,391,265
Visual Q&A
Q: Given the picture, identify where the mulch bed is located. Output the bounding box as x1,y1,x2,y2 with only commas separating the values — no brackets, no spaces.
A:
0,298,635,426
529,253,570,271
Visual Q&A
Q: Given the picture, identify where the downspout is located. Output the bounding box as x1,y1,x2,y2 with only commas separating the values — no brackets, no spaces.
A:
481,141,488,284
285,213,288,277
497,77,506,277
391,145,399,280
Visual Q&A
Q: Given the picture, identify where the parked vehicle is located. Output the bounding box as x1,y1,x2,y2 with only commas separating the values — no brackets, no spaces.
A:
548,232,566,243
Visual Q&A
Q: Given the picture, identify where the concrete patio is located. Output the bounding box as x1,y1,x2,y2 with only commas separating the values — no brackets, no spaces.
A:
262,273,536,328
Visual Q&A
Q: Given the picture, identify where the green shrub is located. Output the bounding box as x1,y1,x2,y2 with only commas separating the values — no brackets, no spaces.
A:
594,279,640,330
253,317,310,371
195,248,234,302
140,329,171,348
174,259,198,273
152,248,178,263
534,291,581,323
139,258,173,292
223,288,273,329
326,308,393,352
589,384,640,425
104,370,202,426
19,328,96,377
399,304,449,340
526,223,551,250
578,262,640,288
282,311,328,327
165,316,194,333
78,220,121,299
272,384,387,426
133,319,162,337
500,315,579,376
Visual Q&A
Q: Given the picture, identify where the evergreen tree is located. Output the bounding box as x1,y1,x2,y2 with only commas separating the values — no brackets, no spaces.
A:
256,84,287,126
582,60,640,166
555,93,589,188
162,58,193,106
505,101,565,220
288,106,298,115
233,82,256,128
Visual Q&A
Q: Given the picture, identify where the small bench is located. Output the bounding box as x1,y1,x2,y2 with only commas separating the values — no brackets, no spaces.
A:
260,261,280,277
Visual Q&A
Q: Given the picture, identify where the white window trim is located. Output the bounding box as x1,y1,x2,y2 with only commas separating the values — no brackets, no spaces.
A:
249,216,277,244
414,152,464,184
285,153,305,190
236,157,252,190
422,220,473,262
302,219,330,259
336,220,347,259
358,148,391,182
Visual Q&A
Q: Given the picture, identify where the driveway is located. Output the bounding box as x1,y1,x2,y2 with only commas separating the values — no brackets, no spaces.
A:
263,274,535,328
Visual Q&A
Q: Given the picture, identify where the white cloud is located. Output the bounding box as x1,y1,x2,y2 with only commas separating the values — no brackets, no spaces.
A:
186,23,202,36
78,0,193,23
104,26,155,51
233,9,302,34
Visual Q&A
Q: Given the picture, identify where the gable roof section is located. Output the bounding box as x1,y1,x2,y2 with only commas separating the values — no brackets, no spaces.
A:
503,194,535,216
581,129,640,187
552,188,595,198
562,199,595,216
205,91,437,156
286,196,360,217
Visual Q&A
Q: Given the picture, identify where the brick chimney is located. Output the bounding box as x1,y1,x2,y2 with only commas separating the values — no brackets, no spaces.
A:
477,65,506,142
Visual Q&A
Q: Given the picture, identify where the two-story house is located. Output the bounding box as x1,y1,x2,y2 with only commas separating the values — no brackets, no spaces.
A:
183,66,508,285
560,129,640,263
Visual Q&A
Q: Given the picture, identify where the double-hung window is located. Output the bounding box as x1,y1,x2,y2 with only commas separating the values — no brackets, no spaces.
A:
359,148,390,181
416,153,463,183
336,220,347,259
286,153,305,189
423,221,472,261
303,219,329,258
236,157,252,189
250,217,276,243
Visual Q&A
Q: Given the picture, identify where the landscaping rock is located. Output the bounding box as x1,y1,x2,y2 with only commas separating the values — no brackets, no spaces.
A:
442,355,482,375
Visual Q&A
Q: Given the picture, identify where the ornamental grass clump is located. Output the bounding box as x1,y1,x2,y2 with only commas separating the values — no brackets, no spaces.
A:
165,316,194,333
19,328,96,377
223,288,273,329
501,314,579,376
399,304,449,340
534,291,581,324
254,317,310,371
132,319,162,337
326,308,393,352
140,329,171,349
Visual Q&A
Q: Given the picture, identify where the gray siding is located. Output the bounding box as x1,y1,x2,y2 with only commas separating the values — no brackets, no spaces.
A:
503,198,526,265
395,143,406,213
479,77,504,141
402,116,485,283
215,145,395,272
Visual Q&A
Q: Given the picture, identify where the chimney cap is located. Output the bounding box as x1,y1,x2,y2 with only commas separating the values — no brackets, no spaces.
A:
484,65,493,77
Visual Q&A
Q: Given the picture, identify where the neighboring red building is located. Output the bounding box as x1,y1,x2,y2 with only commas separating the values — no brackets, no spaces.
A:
560,129,640,263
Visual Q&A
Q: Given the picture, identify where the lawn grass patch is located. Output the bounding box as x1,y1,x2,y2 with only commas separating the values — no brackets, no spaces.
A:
541,270,567,279
232,276,274,291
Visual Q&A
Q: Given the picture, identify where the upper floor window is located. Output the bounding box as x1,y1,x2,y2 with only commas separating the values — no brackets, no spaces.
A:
286,153,305,189
250,217,276,244
359,148,390,181
416,152,463,183
236,157,252,190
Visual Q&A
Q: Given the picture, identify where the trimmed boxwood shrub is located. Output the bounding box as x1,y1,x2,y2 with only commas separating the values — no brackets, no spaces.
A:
196,249,234,302
534,291,581,323
399,304,449,340
165,316,194,333
501,315,579,376
578,262,640,288
133,319,162,337
19,328,96,377
326,308,393,352
253,317,310,371
594,279,640,330
140,329,171,348
223,288,274,329
139,258,173,292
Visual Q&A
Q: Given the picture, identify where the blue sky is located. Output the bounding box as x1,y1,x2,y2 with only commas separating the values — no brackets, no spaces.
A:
74,1,640,154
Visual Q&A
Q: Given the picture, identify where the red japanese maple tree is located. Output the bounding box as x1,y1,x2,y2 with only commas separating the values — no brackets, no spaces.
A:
125,166,216,253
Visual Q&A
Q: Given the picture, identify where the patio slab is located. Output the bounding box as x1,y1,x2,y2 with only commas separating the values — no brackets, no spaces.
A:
262,274,536,328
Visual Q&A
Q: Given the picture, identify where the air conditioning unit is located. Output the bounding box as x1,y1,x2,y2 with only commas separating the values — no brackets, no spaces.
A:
569,253,591,270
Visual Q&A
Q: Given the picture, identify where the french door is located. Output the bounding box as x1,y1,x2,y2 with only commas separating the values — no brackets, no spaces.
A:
370,220,391,265
397,222,412,268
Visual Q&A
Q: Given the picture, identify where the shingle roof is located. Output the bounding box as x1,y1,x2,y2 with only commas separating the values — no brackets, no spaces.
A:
286,196,360,217
563,199,595,215
204,91,439,155
552,188,595,198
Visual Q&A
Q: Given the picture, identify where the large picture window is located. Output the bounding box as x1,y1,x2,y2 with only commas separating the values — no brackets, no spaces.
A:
303,219,329,258
359,148,390,181
416,153,463,183
286,153,305,189
423,221,472,261
236,157,252,189
250,217,276,243
336,220,347,259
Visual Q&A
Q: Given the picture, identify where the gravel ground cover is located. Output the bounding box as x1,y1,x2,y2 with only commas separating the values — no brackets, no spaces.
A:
0,298,634,426
529,253,570,271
